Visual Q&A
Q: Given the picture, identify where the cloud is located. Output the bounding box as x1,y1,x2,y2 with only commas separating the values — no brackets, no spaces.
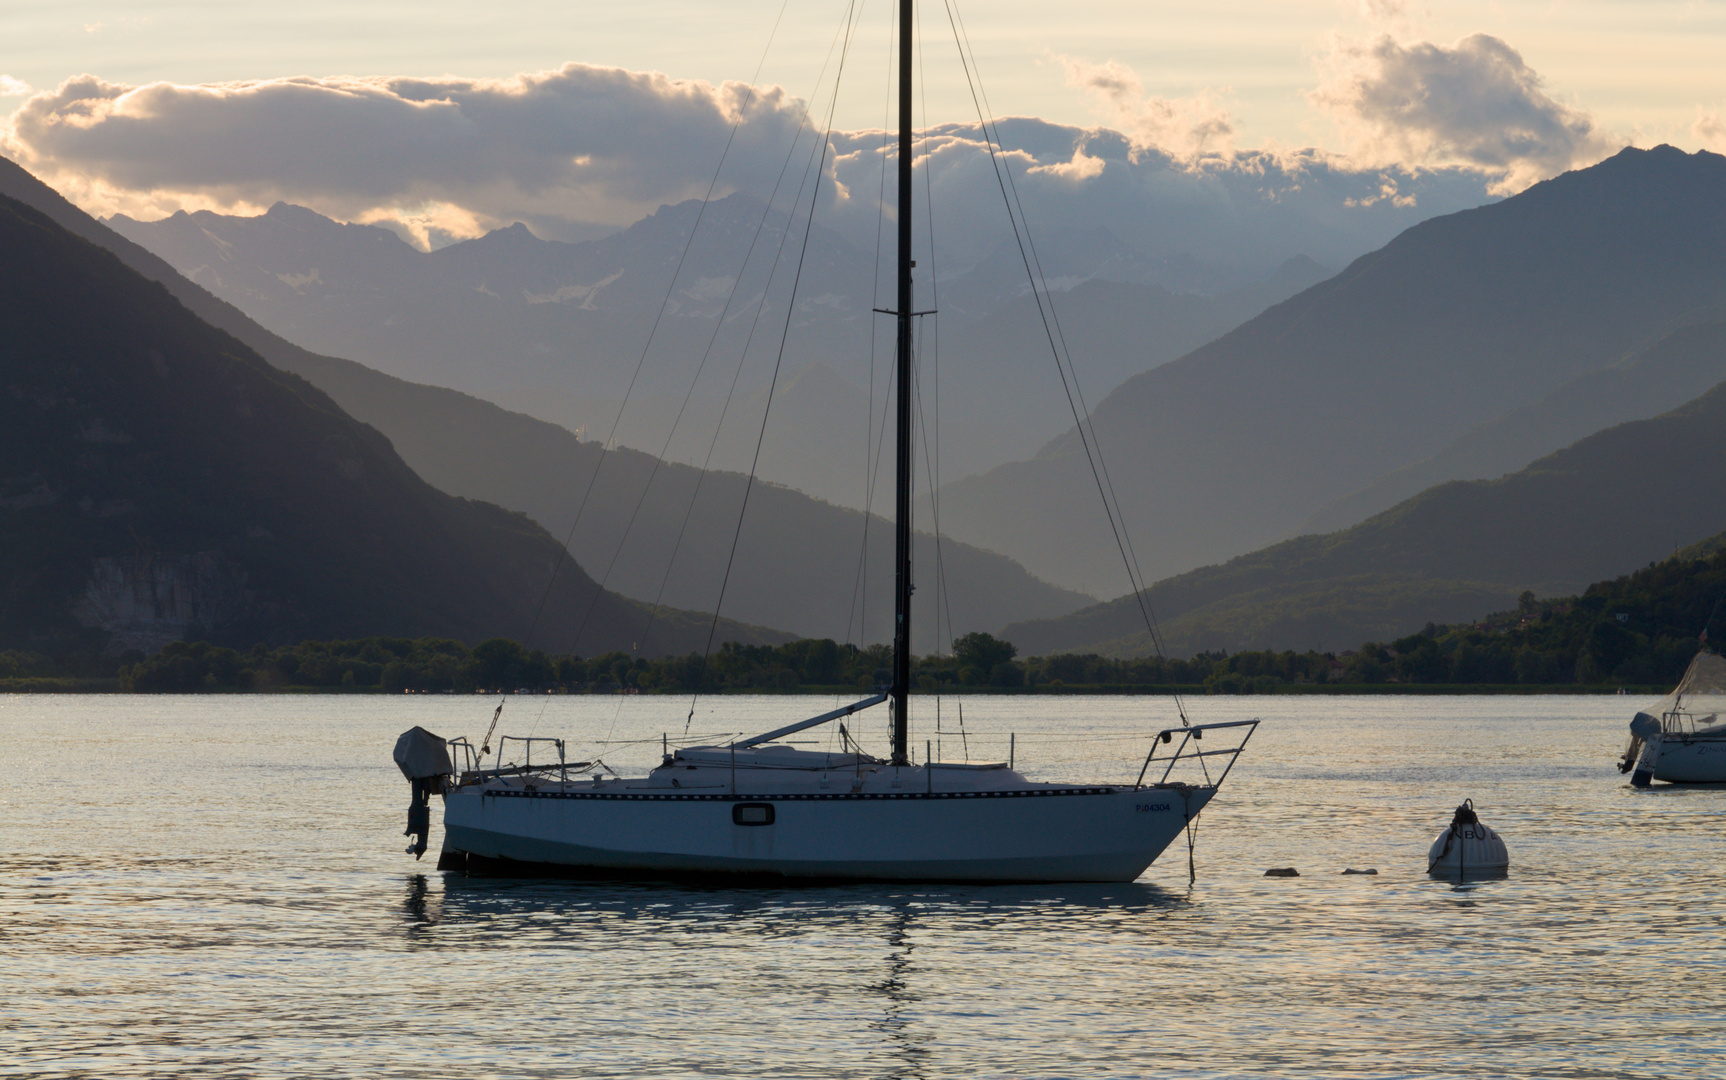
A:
1357,0,1426,38
1060,58,1234,160
822,120,1495,273
1311,33,1618,193
0,75,30,97
4,62,1499,271
1026,146,1106,181
4,66,811,241
1343,175,1416,209
1695,107,1726,151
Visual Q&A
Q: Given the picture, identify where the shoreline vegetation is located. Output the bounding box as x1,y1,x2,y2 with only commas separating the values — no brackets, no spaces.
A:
0,678,1661,696
7,535,1719,698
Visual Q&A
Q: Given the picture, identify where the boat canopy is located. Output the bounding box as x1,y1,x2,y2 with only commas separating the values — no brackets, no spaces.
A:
1646,651,1726,731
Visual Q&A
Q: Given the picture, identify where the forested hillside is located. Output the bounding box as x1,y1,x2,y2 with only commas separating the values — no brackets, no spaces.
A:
97,535,1726,695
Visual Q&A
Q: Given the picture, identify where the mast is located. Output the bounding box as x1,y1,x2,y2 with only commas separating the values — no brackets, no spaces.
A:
890,0,915,766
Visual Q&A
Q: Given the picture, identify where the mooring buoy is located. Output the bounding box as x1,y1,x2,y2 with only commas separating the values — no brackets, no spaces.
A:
1426,798,1508,876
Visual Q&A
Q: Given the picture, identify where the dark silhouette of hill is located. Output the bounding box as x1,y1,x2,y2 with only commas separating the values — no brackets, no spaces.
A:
1301,320,1726,534
101,195,894,495
232,352,1090,649
0,157,1086,647
1005,344,1726,657
0,193,784,656
936,146,1726,595
104,196,1331,499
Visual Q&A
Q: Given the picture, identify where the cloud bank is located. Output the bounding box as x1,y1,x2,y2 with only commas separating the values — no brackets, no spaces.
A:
1311,32,1617,193
3,30,1616,263
5,65,810,245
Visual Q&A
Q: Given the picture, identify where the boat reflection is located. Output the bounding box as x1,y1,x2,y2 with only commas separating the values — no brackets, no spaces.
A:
413,874,1189,938
866,904,928,1078
400,873,441,934
396,874,1187,1078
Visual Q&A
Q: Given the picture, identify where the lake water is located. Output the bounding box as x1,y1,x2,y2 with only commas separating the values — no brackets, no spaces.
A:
2,693,1718,1078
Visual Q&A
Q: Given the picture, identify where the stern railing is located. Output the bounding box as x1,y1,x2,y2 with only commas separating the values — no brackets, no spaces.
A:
451,735,592,785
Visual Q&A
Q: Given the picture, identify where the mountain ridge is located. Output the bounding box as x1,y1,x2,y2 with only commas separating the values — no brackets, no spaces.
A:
0,191,783,656
1004,332,1726,657
0,156,1088,647
933,145,1726,595
1300,321,1726,534
104,192,1333,496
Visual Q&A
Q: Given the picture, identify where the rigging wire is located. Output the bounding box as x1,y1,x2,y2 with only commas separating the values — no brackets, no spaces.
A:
517,0,855,744
517,0,790,657
842,0,904,655
685,0,868,734
522,0,797,743
945,2,1160,645
913,333,975,758
941,0,1187,724
580,17,851,661
913,0,968,759
520,0,867,753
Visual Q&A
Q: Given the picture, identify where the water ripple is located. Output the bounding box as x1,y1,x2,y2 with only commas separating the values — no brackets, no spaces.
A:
2,694,1718,1078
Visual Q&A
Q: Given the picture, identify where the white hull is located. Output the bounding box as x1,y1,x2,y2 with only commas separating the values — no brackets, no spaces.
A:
1633,730,1726,785
440,776,1213,883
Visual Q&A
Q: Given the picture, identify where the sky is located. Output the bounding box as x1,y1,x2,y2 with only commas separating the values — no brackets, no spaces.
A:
3,0,1724,253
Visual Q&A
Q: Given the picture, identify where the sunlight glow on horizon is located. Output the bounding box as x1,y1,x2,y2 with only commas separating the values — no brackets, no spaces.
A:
4,0,1726,151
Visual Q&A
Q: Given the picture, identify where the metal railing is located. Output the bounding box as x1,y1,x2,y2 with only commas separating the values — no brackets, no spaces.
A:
1662,708,1726,737
446,737,480,775
1134,719,1259,791
451,735,592,784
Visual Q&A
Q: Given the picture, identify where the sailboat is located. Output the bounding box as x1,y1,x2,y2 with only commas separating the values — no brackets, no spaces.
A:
1619,650,1726,786
393,0,1258,882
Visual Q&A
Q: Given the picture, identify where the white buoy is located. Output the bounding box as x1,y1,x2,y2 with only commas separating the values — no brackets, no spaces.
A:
1426,799,1508,876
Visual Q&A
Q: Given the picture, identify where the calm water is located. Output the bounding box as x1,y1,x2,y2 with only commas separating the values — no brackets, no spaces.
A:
2,693,1719,1078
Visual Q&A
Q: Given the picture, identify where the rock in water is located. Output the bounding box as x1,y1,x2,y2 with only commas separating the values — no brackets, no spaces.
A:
1264,867,1300,877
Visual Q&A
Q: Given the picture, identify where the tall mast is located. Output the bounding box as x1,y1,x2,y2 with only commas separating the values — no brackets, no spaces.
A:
890,0,915,766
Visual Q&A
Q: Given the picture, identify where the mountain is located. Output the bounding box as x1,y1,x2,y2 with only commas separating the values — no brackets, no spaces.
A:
697,260,1336,505
101,195,899,477
929,227,1324,323
0,157,1087,647
0,192,783,657
930,258,1333,440
103,198,1327,497
933,146,1726,595
1004,345,1726,657
1301,320,1726,534
258,348,1094,649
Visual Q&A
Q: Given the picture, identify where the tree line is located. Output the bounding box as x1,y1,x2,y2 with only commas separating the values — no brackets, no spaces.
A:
13,541,1720,694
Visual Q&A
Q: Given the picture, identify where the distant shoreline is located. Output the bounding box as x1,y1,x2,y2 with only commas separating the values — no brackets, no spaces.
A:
0,680,1660,697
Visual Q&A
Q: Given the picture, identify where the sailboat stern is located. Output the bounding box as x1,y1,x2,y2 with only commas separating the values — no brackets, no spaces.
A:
1628,712,1661,787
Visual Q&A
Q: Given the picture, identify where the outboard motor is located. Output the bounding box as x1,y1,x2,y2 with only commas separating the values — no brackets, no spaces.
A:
393,726,453,859
1427,798,1508,877
1624,712,1662,788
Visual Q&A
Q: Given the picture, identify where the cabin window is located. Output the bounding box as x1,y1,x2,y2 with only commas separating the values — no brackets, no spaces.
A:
732,802,776,826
